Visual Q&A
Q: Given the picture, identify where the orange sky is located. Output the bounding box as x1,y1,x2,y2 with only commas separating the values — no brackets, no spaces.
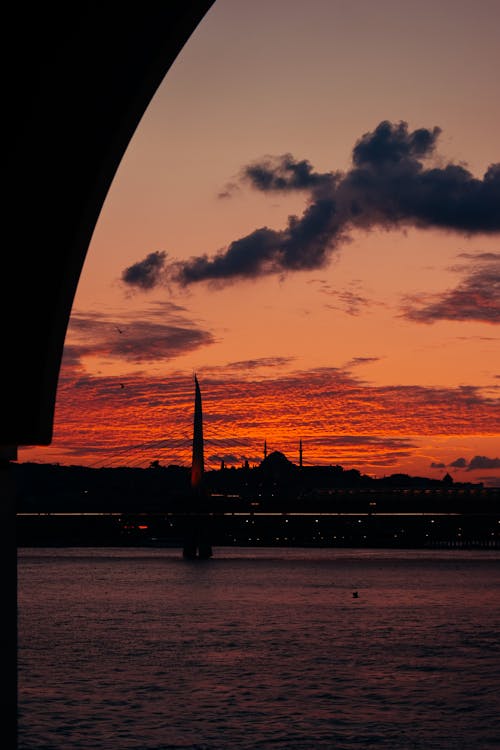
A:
20,0,500,485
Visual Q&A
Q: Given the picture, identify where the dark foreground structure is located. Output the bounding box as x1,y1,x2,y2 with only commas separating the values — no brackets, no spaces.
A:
3,4,215,738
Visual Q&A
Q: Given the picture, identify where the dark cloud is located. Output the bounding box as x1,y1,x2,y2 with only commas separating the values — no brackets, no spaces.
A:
67,309,214,364
341,126,499,234
447,455,500,472
223,356,295,371
105,321,214,363
168,198,339,286
458,252,500,262
60,344,85,370
430,462,446,468
345,356,381,368
122,251,167,290
352,121,441,166
467,455,500,471
402,263,500,324
449,457,468,468
242,153,336,193
122,120,500,289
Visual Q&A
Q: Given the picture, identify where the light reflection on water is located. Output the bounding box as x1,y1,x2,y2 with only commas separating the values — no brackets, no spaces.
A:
18,547,500,750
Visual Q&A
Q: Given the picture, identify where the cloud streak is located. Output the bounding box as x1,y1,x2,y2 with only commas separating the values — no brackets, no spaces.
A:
66,307,214,365
122,120,500,289
51,365,498,458
402,254,500,324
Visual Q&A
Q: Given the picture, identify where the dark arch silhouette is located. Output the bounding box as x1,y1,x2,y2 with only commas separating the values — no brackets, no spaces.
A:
3,2,214,451
2,3,214,740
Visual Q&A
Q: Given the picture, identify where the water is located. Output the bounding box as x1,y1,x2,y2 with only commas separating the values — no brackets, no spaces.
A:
18,547,500,749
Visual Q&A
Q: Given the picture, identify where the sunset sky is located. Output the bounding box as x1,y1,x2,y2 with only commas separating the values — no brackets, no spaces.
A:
20,0,500,484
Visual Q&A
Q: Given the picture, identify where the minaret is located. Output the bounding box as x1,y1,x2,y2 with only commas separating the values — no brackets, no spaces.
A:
191,374,204,491
264,439,267,460
299,438,303,468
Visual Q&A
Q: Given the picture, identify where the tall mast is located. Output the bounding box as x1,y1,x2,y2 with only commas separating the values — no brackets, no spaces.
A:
184,374,212,559
191,374,204,491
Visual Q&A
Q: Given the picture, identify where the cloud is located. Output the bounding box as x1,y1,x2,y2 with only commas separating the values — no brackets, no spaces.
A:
170,200,339,286
107,321,214,363
325,290,373,316
457,252,500,262
402,258,500,324
449,457,468,468
351,121,442,167
242,153,336,193
447,455,500,472
122,120,500,290
60,344,86,371
33,361,499,471
306,434,415,449
467,455,500,471
430,462,446,468
308,278,382,316
217,181,240,199
223,356,295,372
122,251,167,290
67,308,214,364
196,356,296,379
345,356,381,368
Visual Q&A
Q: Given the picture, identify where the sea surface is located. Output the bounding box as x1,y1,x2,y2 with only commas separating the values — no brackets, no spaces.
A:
18,547,500,750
